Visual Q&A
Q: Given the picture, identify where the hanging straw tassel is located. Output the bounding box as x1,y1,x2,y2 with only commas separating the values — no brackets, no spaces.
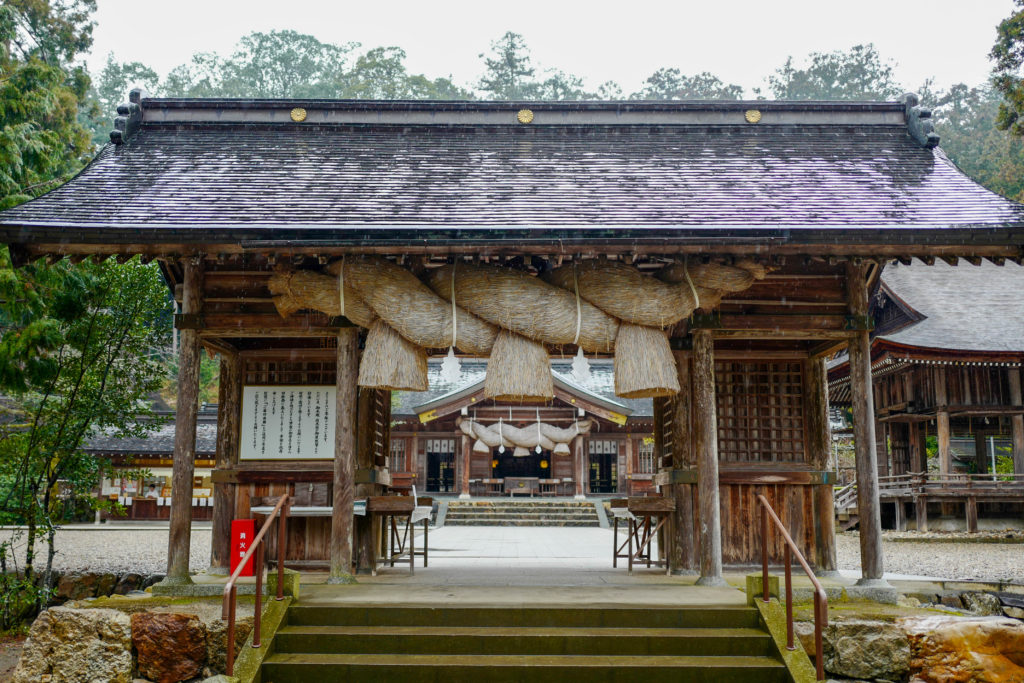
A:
484,330,554,402
613,323,680,398
357,319,429,391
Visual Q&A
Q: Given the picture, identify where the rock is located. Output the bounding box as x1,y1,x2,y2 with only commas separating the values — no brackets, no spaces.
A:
798,619,910,681
53,571,119,601
204,616,253,674
12,606,133,683
132,612,207,683
114,572,143,594
201,676,238,683
940,593,965,609
901,615,1024,683
142,573,165,589
963,592,1004,616
1005,606,1024,620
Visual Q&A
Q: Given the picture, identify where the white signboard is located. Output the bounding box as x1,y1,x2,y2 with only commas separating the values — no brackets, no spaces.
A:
240,386,335,460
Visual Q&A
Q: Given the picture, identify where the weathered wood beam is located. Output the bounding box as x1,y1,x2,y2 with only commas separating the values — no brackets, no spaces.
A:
210,351,240,572
329,327,359,584
669,351,697,574
164,258,204,585
845,262,886,584
692,329,724,586
460,435,471,499
806,357,836,572
935,367,951,476
1009,368,1024,475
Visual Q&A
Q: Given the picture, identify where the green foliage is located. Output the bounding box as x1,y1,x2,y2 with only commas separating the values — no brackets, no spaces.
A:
0,3,94,208
0,253,171,594
477,31,537,99
85,52,158,145
766,44,903,100
925,82,1024,201
632,69,743,100
992,0,1024,136
335,46,472,100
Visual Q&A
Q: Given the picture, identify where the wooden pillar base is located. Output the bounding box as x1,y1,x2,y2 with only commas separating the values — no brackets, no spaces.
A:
965,496,978,534
893,499,906,532
915,496,928,533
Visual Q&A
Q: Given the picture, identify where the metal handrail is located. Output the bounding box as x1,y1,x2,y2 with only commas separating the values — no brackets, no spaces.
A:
757,494,828,682
222,493,290,676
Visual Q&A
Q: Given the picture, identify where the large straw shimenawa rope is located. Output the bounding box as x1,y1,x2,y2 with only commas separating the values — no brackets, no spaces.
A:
424,263,619,352
458,418,593,453
267,257,768,398
326,256,499,355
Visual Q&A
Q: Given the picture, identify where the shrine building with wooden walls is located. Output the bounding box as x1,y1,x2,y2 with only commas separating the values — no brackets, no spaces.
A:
829,260,1024,533
1,94,1023,585
390,358,657,498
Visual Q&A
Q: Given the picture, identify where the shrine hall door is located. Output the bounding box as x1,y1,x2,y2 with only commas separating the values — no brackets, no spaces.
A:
426,438,456,492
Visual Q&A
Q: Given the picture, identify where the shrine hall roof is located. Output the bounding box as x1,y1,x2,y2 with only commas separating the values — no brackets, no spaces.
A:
392,358,653,418
3,97,1024,250
875,260,1024,353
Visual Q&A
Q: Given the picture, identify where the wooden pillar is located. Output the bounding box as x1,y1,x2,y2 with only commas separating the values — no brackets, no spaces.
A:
893,500,906,531
354,388,377,574
330,328,359,583
459,435,471,499
670,351,697,574
909,422,925,473
165,258,203,585
973,429,988,475
210,351,241,572
806,356,837,572
1009,367,1024,475
573,436,586,499
846,262,885,584
915,496,928,532
965,496,978,533
624,435,634,496
692,329,724,586
935,367,952,476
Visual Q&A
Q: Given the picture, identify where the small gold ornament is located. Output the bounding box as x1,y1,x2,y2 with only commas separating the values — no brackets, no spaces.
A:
290,107,307,122
744,109,762,124
517,109,534,124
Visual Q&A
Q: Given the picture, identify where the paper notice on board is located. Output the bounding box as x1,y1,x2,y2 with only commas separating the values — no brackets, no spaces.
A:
240,386,334,460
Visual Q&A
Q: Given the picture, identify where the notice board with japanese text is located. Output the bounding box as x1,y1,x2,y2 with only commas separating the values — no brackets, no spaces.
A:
239,385,335,460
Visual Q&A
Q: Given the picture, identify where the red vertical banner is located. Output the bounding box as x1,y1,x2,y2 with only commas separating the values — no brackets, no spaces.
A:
231,519,255,577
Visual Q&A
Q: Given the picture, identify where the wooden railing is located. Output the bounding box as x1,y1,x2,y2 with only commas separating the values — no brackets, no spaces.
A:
757,494,827,682
877,472,1024,496
834,481,857,510
222,493,290,676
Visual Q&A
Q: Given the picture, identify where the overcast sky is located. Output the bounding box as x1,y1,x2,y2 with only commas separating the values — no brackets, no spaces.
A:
87,0,1016,96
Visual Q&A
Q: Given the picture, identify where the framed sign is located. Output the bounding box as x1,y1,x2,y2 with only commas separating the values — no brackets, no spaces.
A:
240,386,334,460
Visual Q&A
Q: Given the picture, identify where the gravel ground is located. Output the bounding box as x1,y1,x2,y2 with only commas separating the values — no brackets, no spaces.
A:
1,526,1021,582
0,527,212,575
837,532,1024,582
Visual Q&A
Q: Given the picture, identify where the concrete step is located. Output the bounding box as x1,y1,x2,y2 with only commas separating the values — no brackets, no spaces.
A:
261,652,789,683
286,605,764,629
444,510,599,519
274,625,774,657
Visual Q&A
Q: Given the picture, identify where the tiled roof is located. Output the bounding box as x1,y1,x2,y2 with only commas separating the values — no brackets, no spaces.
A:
3,99,1024,242
878,260,1024,352
84,416,219,456
393,358,653,418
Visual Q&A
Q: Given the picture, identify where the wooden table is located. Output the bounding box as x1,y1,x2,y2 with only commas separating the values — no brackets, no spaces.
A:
610,497,675,574
504,477,539,497
367,496,432,575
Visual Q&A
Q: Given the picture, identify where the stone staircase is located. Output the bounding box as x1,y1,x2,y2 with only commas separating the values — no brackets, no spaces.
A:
262,604,792,682
443,499,600,527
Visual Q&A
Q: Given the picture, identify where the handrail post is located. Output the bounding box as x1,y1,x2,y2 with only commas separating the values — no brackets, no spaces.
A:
814,592,825,681
761,504,769,603
226,585,236,675
253,542,264,648
784,543,794,650
276,497,289,601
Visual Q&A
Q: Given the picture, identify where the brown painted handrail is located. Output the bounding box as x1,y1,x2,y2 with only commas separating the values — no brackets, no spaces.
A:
222,493,290,676
757,493,828,682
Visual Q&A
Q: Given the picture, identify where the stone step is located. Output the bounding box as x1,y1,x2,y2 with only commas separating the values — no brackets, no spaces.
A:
286,605,764,629
262,653,789,683
443,518,600,527
444,510,598,518
274,625,774,657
